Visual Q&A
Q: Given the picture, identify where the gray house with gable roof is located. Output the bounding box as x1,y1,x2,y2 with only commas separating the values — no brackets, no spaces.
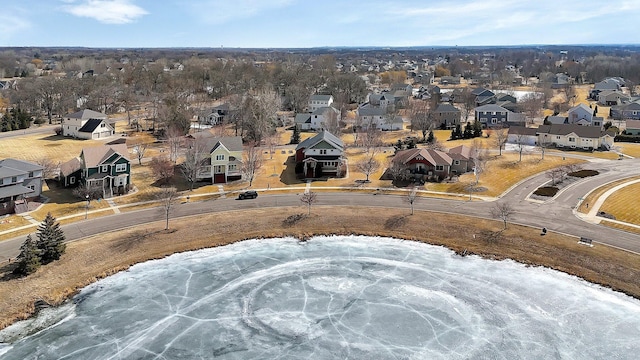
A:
295,130,346,178
0,159,44,215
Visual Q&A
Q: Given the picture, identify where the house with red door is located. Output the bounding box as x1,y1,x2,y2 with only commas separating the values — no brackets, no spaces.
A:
295,131,346,178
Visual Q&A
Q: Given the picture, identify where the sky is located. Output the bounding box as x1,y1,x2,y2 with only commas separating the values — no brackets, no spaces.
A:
1,0,639,48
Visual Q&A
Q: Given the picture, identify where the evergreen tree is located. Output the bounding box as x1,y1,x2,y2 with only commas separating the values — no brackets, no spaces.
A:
463,122,473,139
13,235,41,276
426,130,435,143
473,121,483,138
36,212,66,264
290,125,300,144
451,123,462,140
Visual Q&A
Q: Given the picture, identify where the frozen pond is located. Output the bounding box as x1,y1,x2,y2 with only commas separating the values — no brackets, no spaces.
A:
1,236,639,359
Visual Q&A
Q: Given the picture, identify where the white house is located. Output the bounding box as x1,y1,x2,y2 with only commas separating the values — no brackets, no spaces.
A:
194,136,244,184
507,126,539,146
357,104,403,131
308,95,334,112
567,104,603,127
295,107,341,131
295,130,346,178
537,124,614,150
62,109,114,139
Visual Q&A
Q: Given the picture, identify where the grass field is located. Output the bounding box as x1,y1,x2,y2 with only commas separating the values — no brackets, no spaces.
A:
576,176,640,213
599,182,640,226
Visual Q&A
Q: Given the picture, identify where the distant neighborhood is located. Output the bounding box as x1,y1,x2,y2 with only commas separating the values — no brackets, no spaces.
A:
1,46,639,217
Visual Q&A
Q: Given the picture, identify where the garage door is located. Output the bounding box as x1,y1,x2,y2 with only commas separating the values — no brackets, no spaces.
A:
214,174,226,183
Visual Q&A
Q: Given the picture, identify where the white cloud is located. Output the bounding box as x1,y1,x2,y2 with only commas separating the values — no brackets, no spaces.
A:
190,0,295,24
62,0,148,24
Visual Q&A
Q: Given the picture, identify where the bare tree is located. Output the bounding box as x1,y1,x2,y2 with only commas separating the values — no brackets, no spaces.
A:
180,138,209,191
546,167,564,186
520,92,544,124
130,140,148,165
405,187,418,215
322,107,341,136
408,101,434,142
300,191,318,215
514,134,530,162
537,139,552,160
459,88,476,124
386,159,408,183
471,149,488,185
355,152,380,182
491,202,515,230
36,157,59,180
265,132,279,160
491,128,508,156
361,126,383,154
241,142,263,187
150,155,175,185
72,182,103,201
166,126,183,164
156,187,178,230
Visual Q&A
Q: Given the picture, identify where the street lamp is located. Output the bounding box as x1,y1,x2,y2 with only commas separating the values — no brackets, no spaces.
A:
85,195,90,219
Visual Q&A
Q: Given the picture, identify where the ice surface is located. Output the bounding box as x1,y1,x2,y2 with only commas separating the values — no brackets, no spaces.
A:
1,235,639,359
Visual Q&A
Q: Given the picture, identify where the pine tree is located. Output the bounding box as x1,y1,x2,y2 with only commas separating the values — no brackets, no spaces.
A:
463,122,473,139
426,130,435,143
14,235,41,276
36,212,66,264
473,121,483,138
290,125,300,144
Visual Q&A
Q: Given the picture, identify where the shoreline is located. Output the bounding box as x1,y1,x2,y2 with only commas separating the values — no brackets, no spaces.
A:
1,206,639,331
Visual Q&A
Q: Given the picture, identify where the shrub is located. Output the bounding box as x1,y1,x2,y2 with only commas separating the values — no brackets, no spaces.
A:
282,213,306,227
54,126,63,135
533,186,559,197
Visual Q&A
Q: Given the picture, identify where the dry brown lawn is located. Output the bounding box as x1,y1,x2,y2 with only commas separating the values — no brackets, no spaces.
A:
601,221,640,235
0,216,31,232
576,176,640,214
619,143,640,158
0,132,107,164
599,182,640,226
1,206,638,331
430,153,585,197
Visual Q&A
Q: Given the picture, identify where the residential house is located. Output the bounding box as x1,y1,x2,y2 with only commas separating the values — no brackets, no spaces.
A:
471,87,496,106
507,126,539,146
447,145,474,174
598,90,630,106
0,159,44,215
433,103,461,129
357,104,403,131
550,73,571,89
368,93,395,109
610,101,640,120
545,115,568,125
536,124,614,150
391,148,453,181
62,109,115,139
203,136,243,184
567,104,603,127
295,95,340,131
440,76,461,85
295,131,346,178
475,104,519,128
589,77,625,99
625,120,640,135
308,94,334,112
199,103,233,125
59,144,131,197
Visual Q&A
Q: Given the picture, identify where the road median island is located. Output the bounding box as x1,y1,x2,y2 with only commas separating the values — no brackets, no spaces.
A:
1,206,639,331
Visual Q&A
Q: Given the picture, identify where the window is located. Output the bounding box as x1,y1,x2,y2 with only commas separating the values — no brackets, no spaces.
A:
491,118,497,124
229,164,236,171
454,160,460,165
100,123,105,128
214,165,224,173
28,185,35,191
70,176,75,184
28,172,33,178
216,154,225,161
319,149,327,155
569,137,575,142
556,136,561,140
0,178,3,185
11,176,17,183
101,165,108,173
116,163,127,172
435,165,444,171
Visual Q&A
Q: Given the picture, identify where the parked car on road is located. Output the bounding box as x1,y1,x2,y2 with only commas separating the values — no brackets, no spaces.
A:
238,190,258,200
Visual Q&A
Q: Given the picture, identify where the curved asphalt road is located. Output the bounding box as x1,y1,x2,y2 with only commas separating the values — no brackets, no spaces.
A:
1,158,639,262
